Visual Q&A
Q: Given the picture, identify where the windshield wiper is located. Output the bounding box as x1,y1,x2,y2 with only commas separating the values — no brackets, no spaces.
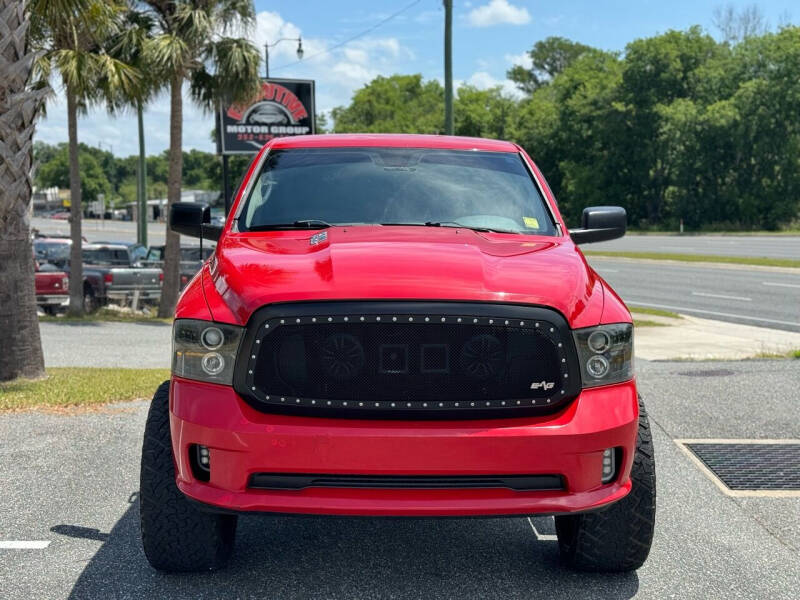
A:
381,221,520,234
248,220,333,231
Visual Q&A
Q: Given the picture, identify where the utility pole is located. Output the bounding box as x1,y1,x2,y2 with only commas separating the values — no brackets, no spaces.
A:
136,101,148,246
443,0,454,135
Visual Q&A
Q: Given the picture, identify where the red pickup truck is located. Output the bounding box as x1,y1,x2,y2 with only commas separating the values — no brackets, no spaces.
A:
34,262,69,314
139,134,655,574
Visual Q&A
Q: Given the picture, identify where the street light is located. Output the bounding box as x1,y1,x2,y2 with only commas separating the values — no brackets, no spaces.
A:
264,37,303,78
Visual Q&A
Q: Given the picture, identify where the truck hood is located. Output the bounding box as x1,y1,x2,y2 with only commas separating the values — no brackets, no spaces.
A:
203,226,604,328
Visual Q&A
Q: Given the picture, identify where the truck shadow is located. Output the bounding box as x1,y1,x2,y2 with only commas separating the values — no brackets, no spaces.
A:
65,499,639,599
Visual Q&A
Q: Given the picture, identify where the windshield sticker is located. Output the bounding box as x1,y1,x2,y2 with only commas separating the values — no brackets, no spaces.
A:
523,217,540,229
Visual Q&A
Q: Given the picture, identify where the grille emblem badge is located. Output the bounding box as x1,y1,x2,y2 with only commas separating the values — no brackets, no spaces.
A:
530,381,555,390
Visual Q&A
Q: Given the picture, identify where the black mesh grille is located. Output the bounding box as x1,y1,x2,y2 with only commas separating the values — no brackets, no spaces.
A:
236,303,580,418
254,322,562,402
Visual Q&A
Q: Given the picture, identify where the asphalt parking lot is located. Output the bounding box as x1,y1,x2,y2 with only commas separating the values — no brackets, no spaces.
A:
1,359,798,599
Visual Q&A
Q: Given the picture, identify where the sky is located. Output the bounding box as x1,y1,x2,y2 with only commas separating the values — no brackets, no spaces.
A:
35,0,798,157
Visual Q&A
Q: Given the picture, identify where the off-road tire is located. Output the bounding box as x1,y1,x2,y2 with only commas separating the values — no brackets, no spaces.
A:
139,381,237,572
554,396,656,572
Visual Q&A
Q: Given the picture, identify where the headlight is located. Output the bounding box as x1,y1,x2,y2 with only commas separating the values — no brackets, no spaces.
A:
172,319,243,385
573,323,633,388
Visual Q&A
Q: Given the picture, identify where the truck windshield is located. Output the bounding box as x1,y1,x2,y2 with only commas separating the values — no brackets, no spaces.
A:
237,148,558,236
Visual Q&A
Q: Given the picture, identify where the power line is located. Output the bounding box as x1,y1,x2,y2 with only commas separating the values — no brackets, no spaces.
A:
269,0,423,72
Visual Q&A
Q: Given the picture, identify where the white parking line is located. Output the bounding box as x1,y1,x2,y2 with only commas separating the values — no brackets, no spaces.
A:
0,541,51,549
762,281,800,289
526,517,557,541
691,292,752,302
625,301,800,328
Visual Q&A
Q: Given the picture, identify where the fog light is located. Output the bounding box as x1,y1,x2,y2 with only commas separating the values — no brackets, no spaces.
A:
201,352,225,375
601,448,615,483
197,445,210,469
586,355,610,378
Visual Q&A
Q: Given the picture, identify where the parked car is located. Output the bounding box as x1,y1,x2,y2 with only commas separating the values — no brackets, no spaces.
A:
143,244,214,288
139,134,654,574
80,243,163,307
33,237,72,263
34,238,163,310
92,241,148,264
34,261,69,314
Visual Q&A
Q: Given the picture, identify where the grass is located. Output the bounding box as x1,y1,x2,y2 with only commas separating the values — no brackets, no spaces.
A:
626,230,800,236
629,306,683,319
754,349,800,359
584,250,800,269
0,368,169,412
633,319,668,328
39,307,172,324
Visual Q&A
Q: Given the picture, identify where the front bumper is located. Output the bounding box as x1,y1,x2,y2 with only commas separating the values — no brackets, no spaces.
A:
36,294,68,306
170,377,639,516
107,289,161,303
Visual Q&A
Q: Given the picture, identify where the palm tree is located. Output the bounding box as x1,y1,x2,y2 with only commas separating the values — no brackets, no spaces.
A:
30,0,139,315
140,0,261,318
0,0,47,381
104,6,160,247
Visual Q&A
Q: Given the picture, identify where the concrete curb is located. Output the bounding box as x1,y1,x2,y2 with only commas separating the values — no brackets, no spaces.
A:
633,312,800,360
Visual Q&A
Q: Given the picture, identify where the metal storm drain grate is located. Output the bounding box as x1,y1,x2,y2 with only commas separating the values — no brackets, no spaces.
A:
682,441,800,494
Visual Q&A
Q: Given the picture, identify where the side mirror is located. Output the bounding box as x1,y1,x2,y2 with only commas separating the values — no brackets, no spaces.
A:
569,206,627,245
169,203,222,241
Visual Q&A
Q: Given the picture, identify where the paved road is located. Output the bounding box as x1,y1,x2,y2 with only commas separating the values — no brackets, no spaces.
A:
32,217,172,246
589,258,800,333
1,359,797,599
590,234,800,259
39,321,172,368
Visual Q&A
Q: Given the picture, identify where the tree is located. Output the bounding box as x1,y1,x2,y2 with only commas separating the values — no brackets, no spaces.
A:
713,3,767,44
0,0,47,381
140,0,261,318
331,75,444,133
36,144,111,203
105,6,162,247
507,37,592,95
454,85,517,140
30,0,139,315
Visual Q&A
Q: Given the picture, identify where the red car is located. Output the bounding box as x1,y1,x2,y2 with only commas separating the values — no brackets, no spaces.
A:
140,134,655,573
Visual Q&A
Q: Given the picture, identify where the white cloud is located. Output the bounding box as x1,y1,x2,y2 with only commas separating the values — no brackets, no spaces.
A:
465,71,522,97
505,52,532,69
467,0,531,27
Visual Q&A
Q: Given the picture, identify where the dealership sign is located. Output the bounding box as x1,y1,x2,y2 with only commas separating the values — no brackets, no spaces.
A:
218,78,316,154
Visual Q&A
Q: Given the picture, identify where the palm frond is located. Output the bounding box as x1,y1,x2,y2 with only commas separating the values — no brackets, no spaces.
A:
145,33,191,77
172,3,213,49
214,0,256,34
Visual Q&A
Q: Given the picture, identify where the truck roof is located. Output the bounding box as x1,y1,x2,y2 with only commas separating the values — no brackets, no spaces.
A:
83,243,130,250
269,133,520,153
